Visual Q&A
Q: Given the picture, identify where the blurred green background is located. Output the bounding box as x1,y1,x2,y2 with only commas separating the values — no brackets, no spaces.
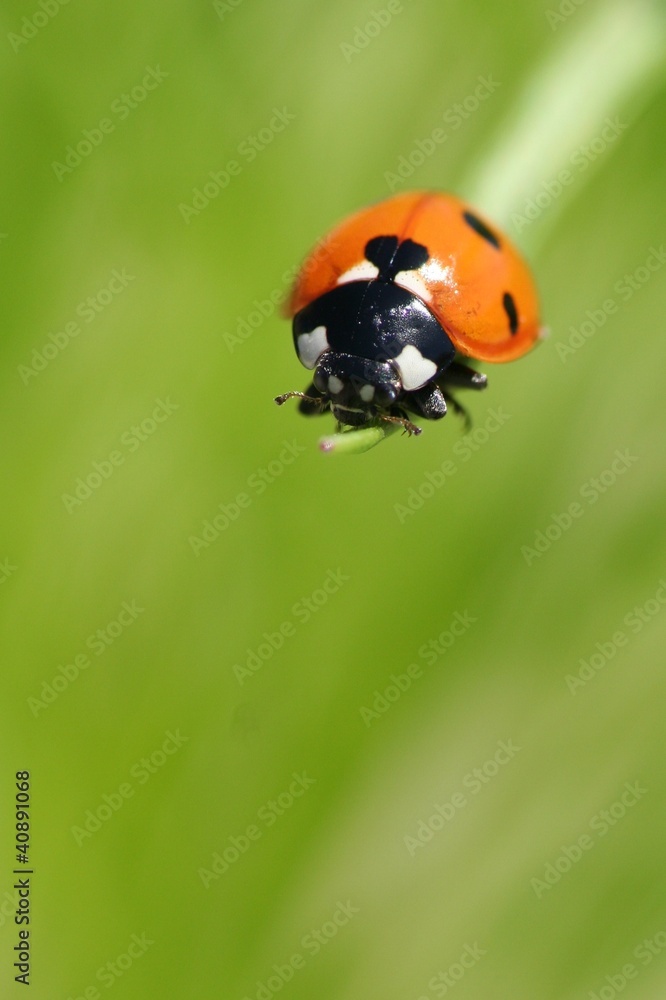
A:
1,0,666,997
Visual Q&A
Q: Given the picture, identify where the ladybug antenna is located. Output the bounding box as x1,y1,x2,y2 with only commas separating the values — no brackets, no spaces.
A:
274,391,324,408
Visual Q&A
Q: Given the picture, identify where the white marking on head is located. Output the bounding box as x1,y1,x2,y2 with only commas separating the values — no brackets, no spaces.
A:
391,344,437,391
296,326,329,369
328,375,344,395
394,270,433,302
336,261,380,285
359,384,375,402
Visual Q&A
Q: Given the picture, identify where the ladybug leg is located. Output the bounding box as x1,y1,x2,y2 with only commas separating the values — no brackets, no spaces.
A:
403,383,448,421
380,411,422,436
442,391,472,430
436,362,488,431
438,361,488,392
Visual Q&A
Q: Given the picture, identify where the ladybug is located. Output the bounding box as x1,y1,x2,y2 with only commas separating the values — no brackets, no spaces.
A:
275,191,541,435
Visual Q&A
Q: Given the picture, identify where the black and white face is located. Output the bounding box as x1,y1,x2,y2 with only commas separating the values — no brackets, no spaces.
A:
292,264,454,416
312,352,402,425
284,234,457,430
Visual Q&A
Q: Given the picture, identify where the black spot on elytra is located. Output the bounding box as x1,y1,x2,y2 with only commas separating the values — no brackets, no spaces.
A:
463,210,500,250
503,291,519,335
365,235,398,276
365,236,429,282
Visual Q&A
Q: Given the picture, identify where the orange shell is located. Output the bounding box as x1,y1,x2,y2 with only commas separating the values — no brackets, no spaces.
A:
287,191,540,364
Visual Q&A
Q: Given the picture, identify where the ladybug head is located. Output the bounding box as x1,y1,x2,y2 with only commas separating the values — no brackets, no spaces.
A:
313,351,401,424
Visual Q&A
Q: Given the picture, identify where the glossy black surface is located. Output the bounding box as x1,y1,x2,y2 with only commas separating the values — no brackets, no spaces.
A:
293,280,455,372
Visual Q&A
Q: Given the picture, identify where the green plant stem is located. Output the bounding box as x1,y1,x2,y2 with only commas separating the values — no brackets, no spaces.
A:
318,423,401,455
